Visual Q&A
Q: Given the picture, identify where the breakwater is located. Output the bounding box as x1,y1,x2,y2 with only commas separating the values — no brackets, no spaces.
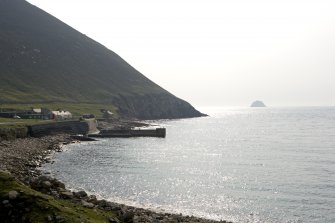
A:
88,128,166,138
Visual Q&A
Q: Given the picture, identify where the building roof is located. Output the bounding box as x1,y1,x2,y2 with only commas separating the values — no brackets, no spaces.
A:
51,110,72,116
33,108,42,113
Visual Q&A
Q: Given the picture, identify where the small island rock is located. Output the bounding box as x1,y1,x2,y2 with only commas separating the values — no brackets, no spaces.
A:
251,100,266,107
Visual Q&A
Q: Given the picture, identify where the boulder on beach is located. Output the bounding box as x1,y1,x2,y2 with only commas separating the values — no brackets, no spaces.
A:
250,100,266,107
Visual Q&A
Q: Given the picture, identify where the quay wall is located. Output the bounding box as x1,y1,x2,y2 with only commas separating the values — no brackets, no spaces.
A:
91,128,166,138
28,121,89,137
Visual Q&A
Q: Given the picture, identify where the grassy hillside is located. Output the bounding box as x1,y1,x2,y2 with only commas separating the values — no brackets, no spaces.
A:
0,0,204,119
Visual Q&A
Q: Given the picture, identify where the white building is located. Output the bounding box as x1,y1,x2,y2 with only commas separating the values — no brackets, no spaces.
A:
51,110,72,120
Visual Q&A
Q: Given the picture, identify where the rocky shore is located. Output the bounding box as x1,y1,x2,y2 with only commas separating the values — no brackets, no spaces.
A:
0,134,73,182
0,135,231,223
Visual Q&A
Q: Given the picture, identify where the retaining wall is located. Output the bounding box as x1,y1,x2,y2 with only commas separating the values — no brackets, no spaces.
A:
28,121,89,137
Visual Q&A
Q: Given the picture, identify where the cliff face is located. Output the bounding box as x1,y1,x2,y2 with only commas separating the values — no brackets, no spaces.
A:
0,0,205,119
114,94,204,119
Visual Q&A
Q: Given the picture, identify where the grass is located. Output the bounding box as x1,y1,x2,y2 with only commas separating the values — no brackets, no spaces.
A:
0,171,120,223
0,103,119,119
0,117,54,124
0,117,54,128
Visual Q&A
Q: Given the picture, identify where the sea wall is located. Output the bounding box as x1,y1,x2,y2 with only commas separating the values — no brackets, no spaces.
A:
28,121,88,137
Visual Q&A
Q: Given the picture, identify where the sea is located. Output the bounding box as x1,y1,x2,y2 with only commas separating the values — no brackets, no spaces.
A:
42,107,335,223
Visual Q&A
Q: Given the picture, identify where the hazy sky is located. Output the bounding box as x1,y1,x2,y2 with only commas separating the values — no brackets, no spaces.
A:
27,0,335,107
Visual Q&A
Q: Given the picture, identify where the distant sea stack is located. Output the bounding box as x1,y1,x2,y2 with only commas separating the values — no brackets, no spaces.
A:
0,0,205,119
250,100,266,107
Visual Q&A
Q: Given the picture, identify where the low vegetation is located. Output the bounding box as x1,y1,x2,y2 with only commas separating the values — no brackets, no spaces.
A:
0,103,118,119
0,117,54,126
0,171,119,223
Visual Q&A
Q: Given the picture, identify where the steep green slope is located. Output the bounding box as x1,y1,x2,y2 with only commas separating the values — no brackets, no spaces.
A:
0,0,204,119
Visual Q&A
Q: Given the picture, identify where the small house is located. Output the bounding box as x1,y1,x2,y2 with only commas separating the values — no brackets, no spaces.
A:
51,110,72,120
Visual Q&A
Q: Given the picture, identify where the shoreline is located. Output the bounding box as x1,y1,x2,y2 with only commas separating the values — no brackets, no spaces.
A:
0,134,231,223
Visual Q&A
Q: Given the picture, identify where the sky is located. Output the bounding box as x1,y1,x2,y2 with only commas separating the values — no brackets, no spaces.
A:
27,0,335,107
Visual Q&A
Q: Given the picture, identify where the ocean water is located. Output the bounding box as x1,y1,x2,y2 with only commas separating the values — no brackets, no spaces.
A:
43,107,335,222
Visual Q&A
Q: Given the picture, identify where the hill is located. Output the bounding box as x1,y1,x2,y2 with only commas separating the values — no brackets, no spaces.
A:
0,0,204,119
